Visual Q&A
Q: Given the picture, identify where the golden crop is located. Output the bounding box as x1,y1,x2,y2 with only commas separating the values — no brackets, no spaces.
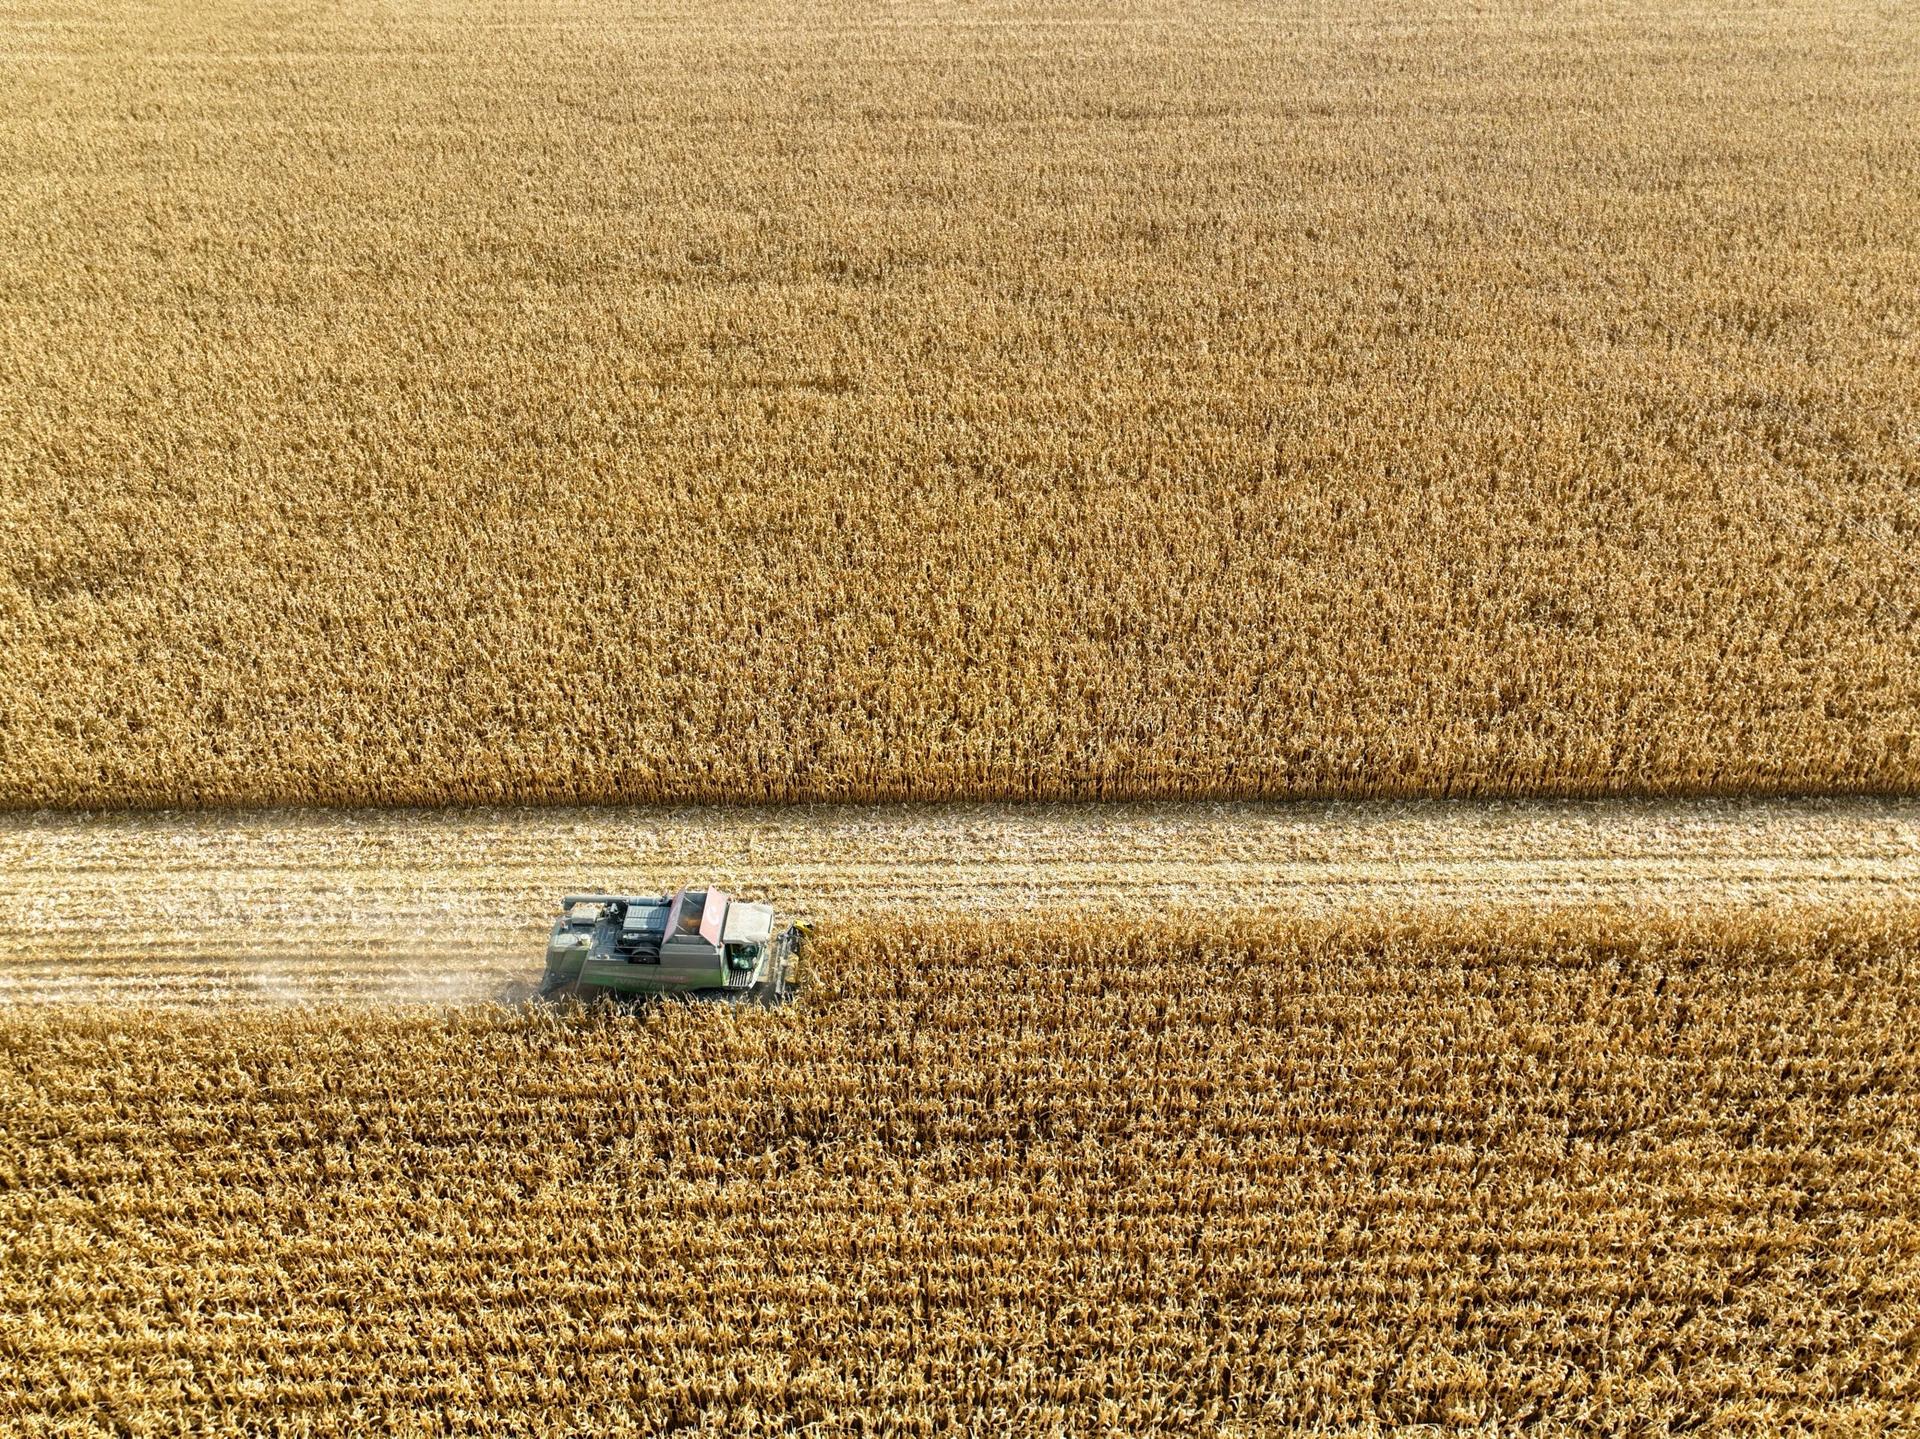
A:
4,911,1918,1434
1,0,1916,809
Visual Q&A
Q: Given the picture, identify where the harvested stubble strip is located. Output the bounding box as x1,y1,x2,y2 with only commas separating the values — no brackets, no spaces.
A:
3,908,1919,1435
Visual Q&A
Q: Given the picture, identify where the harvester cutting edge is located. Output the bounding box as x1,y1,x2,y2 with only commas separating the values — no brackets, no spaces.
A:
538,887,804,1005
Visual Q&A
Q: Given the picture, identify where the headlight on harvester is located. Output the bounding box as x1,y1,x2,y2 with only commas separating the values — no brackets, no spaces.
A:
726,941,761,972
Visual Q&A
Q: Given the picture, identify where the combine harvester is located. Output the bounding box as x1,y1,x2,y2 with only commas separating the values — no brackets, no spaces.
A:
538,887,804,1006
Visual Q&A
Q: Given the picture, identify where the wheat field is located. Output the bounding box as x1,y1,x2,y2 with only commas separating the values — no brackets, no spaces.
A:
3,0,1917,808
5,913,1918,1434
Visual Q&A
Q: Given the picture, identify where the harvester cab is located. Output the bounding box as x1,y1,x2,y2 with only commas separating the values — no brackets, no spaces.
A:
539,887,803,1005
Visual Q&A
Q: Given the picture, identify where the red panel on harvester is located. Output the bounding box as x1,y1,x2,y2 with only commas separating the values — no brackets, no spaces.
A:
700,889,730,946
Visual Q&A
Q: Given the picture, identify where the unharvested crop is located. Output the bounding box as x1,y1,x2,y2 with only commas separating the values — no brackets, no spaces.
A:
2,0,1917,809
5,911,1919,1433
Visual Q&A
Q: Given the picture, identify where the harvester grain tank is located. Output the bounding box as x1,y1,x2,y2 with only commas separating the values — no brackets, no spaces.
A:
539,887,802,1004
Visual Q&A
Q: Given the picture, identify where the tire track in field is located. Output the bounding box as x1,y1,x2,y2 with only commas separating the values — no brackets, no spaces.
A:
0,797,1914,1005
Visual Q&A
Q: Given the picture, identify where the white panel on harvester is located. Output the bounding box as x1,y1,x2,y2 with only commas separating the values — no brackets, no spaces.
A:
722,902,776,944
